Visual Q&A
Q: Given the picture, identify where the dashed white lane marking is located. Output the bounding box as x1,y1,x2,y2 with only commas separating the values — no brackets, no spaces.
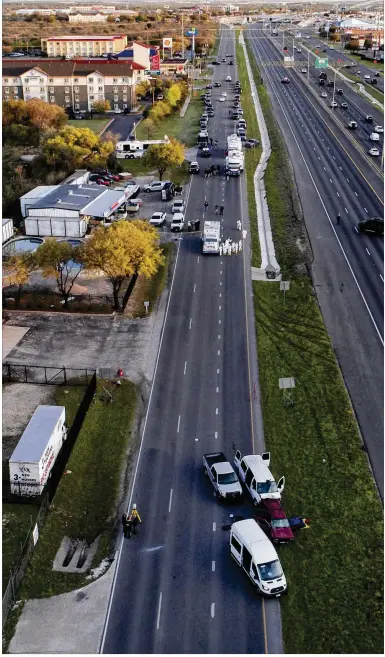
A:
345,207,349,213
193,283,196,293
219,305,221,310
184,361,187,375
329,178,333,183
189,318,192,330
211,603,215,618
217,368,220,374
380,275,384,282
219,293,222,297
366,248,371,256
219,319,222,324
213,522,216,531
216,387,219,393
168,489,173,513
215,408,219,415
215,431,218,439
212,561,216,572
336,191,340,197
364,207,368,213
156,593,163,630
218,334,221,339
197,256,200,263
346,178,350,183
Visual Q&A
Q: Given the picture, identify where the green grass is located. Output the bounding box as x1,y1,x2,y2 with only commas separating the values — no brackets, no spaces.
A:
67,118,110,134
128,243,175,318
253,280,383,654
2,504,39,589
245,41,384,655
236,38,262,268
17,378,136,599
341,51,384,71
136,97,202,147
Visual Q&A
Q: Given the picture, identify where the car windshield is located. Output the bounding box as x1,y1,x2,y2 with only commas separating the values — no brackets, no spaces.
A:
258,559,282,581
257,481,278,494
217,472,238,484
271,518,290,529
206,238,218,243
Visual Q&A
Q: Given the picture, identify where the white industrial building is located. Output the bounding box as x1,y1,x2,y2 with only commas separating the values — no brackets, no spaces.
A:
22,183,137,237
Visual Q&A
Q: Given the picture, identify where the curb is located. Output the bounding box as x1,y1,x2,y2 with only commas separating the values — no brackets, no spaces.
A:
99,118,114,136
180,91,192,117
240,33,281,277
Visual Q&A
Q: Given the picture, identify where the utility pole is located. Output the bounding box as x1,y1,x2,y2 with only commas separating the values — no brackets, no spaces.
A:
307,48,310,83
181,13,184,59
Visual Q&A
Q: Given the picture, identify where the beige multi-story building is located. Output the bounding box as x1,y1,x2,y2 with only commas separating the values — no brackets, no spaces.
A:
41,35,128,58
2,60,145,112
68,12,108,23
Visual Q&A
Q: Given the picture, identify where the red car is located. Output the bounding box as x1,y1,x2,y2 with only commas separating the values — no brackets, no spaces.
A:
254,499,294,544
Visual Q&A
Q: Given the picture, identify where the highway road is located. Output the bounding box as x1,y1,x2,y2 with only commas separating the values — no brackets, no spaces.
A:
102,26,281,654
263,30,384,167
246,25,384,496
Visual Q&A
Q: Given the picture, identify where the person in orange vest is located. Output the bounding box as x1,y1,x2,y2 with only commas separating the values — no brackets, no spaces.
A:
130,504,142,535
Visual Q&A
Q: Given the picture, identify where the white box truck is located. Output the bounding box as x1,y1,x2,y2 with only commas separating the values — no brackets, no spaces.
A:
225,134,244,176
202,221,221,254
9,405,66,496
230,518,287,597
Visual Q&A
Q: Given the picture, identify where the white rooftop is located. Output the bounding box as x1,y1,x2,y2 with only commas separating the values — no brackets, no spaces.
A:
10,406,65,464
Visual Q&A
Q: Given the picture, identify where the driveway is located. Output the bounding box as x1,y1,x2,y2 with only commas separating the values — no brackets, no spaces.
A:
108,115,142,141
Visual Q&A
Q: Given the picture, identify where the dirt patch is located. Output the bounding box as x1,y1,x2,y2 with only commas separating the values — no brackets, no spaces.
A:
2,383,57,461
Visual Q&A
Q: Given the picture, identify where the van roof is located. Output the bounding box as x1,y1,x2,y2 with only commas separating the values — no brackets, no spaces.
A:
241,454,274,483
232,519,278,563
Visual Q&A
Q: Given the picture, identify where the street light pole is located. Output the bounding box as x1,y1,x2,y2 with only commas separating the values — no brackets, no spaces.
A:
307,48,310,83
332,66,336,106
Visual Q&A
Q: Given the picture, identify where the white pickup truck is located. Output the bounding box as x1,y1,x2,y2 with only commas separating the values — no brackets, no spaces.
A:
203,452,243,501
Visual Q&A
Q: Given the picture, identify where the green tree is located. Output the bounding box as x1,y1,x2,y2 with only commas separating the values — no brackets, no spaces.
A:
83,220,164,311
364,38,372,50
136,80,150,98
143,138,185,180
35,240,84,307
3,252,37,302
107,15,116,22
92,99,111,114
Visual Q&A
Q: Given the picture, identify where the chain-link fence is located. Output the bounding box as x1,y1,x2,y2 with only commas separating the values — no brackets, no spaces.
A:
2,363,95,386
2,290,121,314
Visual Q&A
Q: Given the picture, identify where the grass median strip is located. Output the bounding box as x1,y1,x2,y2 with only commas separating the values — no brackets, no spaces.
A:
245,40,383,654
17,378,136,600
235,38,262,267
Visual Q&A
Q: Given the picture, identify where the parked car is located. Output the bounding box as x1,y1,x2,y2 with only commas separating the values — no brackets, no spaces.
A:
244,138,260,148
368,147,380,156
143,181,168,193
150,211,166,227
171,199,185,214
206,83,213,89
189,162,200,174
358,217,384,236
341,102,348,109
374,125,384,133
330,101,338,108
281,77,290,83
321,92,328,98
226,75,232,81
171,213,185,231
214,81,222,87
254,500,294,544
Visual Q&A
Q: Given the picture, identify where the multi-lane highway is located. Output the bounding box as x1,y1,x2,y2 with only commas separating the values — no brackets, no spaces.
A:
102,26,281,654
246,25,384,496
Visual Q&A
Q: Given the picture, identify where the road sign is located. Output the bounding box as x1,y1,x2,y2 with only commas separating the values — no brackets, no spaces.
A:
186,28,198,36
315,57,328,69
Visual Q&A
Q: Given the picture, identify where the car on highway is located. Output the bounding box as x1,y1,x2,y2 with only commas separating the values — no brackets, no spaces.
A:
301,68,307,73
297,48,302,53
375,71,381,77
171,213,185,232
365,115,373,122
374,125,384,133
368,146,380,156
222,57,226,62
226,75,232,81
281,77,290,83
143,181,167,193
371,78,378,85
369,132,380,141
364,74,371,80
149,212,166,227
214,81,222,87
229,60,234,65
189,161,200,174
341,102,348,109
206,83,213,89
219,95,226,102
330,101,338,108
358,217,384,236
321,91,328,97
337,89,343,95
254,499,294,544
212,60,220,65
208,109,215,116
347,121,357,129
201,146,211,157
171,199,185,214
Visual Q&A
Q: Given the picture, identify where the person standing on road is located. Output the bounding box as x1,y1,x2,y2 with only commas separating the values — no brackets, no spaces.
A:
187,220,192,232
238,239,242,252
220,205,224,216
234,242,238,254
219,244,223,256
336,212,341,225
121,513,128,538
237,220,241,231
204,201,208,212
195,219,200,232
242,229,247,240
215,205,219,215
130,504,142,535
210,137,213,146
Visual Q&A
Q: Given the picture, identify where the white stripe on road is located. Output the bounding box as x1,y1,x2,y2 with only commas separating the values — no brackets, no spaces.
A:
156,592,163,630
216,408,219,415
366,248,371,256
177,415,181,433
212,561,216,572
215,431,218,439
211,603,215,618
184,361,187,375
168,489,173,513
189,318,192,329
216,387,219,393
218,350,220,356
193,284,196,293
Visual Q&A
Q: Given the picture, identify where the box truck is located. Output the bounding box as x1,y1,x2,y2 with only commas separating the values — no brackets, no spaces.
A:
9,405,66,496
202,221,221,254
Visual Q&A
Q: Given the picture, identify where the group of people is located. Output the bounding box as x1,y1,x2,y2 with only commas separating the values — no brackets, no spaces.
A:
209,138,218,147
204,165,221,178
215,205,225,216
121,504,142,539
219,238,242,256
187,219,201,232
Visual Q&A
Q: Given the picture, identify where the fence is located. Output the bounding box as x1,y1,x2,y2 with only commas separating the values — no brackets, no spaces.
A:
2,371,97,627
2,363,95,386
2,290,123,314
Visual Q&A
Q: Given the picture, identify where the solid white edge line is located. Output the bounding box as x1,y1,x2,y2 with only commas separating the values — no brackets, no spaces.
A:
168,489,173,513
177,415,181,433
184,361,187,375
212,561,215,572
211,602,215,618
258,62,384,346
156,592,163,630
99,236,184,654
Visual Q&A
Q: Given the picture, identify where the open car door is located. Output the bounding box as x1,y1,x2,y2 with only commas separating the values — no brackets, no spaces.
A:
277,476,285,494
262,451,271,467
234,450,242,470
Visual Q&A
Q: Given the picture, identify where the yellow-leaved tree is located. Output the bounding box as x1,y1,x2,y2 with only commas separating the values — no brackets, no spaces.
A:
3,252,37,302
143,138,185,180
83,220,164,312
35,239,84,307
42,126,115,171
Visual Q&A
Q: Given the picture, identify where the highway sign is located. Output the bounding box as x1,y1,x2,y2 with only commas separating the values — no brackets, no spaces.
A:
186,28,198,36
315,57,328,69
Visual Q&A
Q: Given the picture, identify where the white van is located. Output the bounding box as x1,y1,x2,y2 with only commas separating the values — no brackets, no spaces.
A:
369,132,380,141
234,451,285,505
230,519,287,597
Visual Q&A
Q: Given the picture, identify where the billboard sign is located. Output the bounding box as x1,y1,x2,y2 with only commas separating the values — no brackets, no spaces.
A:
151,53,161,70
163,37,172,49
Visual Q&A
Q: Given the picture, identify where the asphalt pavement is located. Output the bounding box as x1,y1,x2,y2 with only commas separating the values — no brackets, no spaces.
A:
102,27,281,654
247,26,384,497
108,114,142,141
